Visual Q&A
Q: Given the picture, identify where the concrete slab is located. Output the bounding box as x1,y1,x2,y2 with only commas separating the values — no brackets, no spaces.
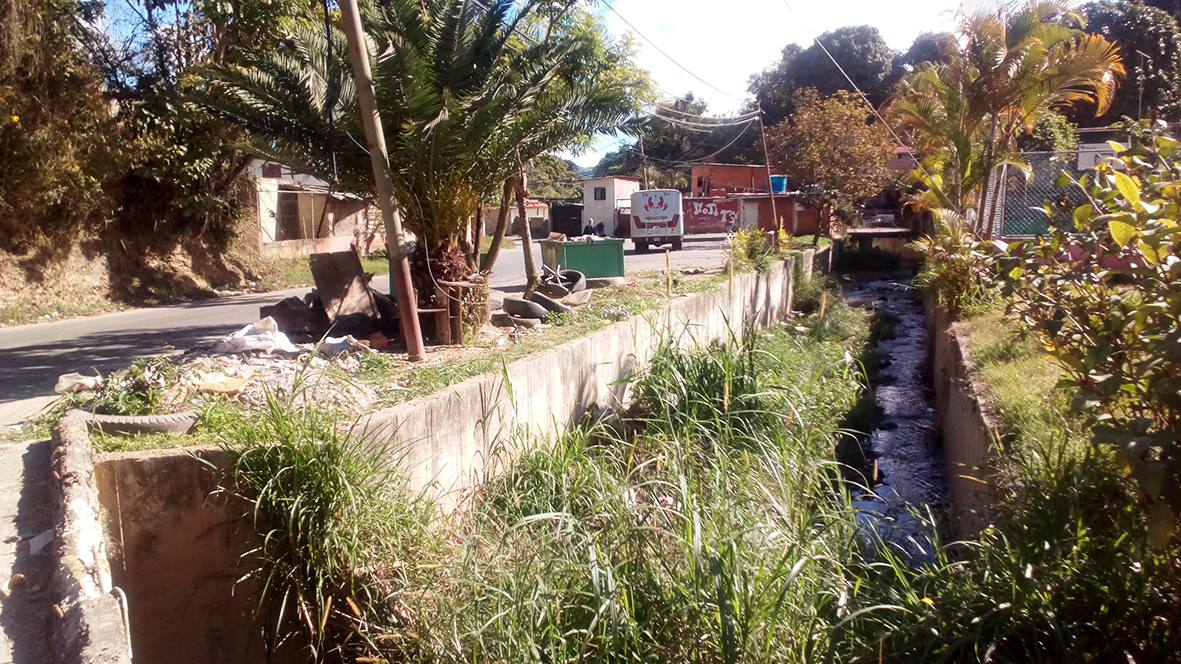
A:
0,397,59,428
0,439,54,664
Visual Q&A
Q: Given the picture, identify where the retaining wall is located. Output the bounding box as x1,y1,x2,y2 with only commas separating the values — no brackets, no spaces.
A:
52,417,132,664
90,447,307,664
926,294,1001,536
366,250,823,494
71,247,831,664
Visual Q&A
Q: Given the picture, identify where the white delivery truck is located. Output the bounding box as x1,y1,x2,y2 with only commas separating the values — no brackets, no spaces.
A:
630,189,684,253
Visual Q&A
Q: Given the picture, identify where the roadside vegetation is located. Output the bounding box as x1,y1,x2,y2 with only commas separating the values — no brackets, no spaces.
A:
26,270,730,452
216,297,876,662
213,258,1181,662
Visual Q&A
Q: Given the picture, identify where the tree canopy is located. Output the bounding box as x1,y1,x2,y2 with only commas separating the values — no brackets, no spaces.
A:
1071,0,1181,125
204,0,650,253
765,88,894,220
749,26,901,125
526,155,582,199
890,0,1124,236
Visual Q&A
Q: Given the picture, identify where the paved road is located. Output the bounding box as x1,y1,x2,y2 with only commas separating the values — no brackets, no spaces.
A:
0,233,727,417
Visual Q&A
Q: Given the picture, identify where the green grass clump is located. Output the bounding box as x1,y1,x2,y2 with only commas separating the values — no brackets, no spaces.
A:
727,228,772,272
962,311,1068,447
214,369,437,659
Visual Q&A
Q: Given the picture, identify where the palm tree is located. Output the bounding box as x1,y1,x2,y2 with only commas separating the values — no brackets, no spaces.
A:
203,0,646,298
890,0,1124,238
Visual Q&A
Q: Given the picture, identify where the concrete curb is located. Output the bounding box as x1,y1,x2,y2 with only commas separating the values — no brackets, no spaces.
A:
51,416,132,664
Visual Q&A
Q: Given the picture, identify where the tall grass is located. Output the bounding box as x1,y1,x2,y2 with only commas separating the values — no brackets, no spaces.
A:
217,291,1181,663
219,304,876,662
213,364,437,659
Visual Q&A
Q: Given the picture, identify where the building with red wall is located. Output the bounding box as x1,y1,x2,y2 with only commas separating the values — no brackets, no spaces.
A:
682,193,821,235
690,164,783,197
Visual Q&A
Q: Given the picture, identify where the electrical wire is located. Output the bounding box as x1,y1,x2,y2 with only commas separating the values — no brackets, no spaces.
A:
651,103,758,120
641,110,758,132
599,0,745,102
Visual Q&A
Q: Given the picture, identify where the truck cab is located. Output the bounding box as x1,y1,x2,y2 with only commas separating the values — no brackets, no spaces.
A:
630,189,684,252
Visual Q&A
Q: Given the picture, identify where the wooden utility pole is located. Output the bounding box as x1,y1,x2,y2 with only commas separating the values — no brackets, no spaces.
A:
339,0,424,361
757,105,780,252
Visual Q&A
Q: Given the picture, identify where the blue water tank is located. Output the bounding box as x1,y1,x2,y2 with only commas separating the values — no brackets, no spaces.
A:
769,175,787,193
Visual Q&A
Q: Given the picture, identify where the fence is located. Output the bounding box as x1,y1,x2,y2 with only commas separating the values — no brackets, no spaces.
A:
992,151,1100,237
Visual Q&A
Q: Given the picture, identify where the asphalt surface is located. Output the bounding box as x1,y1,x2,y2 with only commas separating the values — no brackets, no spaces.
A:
0,233,727,415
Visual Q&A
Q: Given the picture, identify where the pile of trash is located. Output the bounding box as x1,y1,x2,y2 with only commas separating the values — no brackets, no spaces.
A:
494,265,592,329
258,250,403,345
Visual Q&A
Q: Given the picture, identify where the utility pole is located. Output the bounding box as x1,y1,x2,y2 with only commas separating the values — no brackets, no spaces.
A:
757,104,780,252
638,135,648,189
339,0,425,361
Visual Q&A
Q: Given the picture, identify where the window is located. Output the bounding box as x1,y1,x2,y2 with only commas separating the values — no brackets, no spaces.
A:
262,163,283,178
593,187,606,200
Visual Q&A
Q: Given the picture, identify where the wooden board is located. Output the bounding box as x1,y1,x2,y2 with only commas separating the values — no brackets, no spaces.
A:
309,251,379,321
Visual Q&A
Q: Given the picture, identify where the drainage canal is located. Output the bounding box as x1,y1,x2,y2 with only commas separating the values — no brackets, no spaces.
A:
845,277,947,557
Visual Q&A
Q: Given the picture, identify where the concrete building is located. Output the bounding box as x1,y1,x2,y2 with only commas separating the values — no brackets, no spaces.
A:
482,199,551,237
581,176,641,235
248,161,384,258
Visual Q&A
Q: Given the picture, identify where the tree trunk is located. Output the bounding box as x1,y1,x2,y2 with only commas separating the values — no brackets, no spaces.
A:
457,205,478,272
978,112,1001,239
479,179,512,273
515,174,539,296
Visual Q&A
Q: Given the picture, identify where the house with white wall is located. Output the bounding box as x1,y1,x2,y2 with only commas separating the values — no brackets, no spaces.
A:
581,176,641,235
248,161,384,258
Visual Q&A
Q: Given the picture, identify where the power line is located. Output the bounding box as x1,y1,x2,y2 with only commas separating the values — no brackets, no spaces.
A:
641,110,757,131
599,0,745,102
651,103,757,120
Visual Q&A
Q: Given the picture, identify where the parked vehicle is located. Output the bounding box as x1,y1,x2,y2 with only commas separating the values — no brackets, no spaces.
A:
630,189,683,252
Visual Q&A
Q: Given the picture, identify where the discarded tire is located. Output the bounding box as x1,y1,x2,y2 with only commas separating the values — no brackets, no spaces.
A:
559,269,587,293
529,292,573,316
65,409,199,436
537,282,570,298
491,312,540,329
502,297,549,320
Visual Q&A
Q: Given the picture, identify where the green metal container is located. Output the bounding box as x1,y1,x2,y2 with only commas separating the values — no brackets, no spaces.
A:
540,239,625,278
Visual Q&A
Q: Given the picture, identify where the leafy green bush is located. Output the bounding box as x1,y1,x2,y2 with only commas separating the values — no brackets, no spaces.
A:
994,126,1181,544
913,211,996,315
726,227,771,272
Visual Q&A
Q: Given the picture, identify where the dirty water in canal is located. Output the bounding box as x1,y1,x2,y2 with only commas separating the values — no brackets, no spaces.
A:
844,277,947,558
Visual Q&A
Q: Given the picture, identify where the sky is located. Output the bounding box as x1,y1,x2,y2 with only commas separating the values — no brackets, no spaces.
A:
565,0,966,168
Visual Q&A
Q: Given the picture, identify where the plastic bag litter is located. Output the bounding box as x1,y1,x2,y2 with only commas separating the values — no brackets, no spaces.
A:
319,336,374,356
55,372,102,395
209,317,300,355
